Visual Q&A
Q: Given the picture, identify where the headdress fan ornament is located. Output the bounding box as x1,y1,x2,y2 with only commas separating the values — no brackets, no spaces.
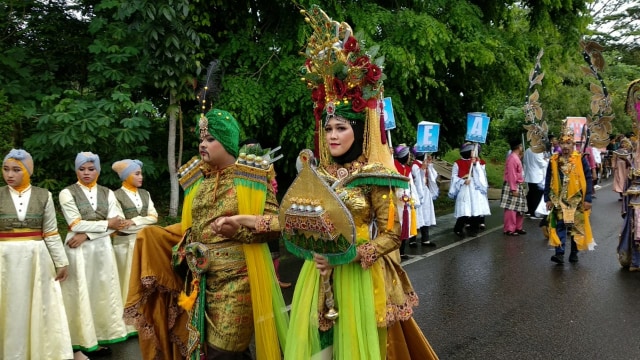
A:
523,49,548,153
580,40,614,149
626,79,640,173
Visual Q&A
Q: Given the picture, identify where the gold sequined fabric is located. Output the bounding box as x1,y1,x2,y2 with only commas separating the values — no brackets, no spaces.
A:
188,164,279,352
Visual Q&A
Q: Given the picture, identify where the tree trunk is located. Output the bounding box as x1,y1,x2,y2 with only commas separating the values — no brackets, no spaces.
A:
168,92,180,217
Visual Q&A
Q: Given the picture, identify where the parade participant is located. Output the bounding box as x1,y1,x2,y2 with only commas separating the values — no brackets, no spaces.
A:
449,142,491,238
234,7,439,359
500,139,528,236
618,78,640,271
394,144,420,258
111,159,158,312
0,149,74,360
411,145,438,246
612,137,633,201
544,124,594,264
523,145,547,219
127,109,288,360
59,151,128,356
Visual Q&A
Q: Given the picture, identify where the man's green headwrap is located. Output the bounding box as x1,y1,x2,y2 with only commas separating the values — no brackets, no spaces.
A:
197,109,240,158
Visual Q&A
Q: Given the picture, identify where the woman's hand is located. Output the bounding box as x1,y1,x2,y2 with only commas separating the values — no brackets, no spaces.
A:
67,233,88,248
107,217,123,230
55,266,68,281
314,253,333,276
121,219,135,229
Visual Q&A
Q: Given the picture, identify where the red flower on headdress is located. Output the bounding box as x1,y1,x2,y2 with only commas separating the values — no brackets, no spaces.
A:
365,64,382,83
352,56,370,67
351,94,367,113
333,78,347,98
344,36,360,53
312,84,326,102
305,58,313,72
346,86,362,99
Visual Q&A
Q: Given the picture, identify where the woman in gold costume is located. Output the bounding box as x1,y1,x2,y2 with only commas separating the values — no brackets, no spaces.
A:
214,6,439,359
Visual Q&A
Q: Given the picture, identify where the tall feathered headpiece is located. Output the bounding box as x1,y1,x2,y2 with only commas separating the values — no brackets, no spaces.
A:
580,40,614,149
196,60,223,139
523,49,548,153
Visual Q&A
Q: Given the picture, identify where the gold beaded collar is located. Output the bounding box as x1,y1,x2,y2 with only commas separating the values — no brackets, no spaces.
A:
324,156,367,181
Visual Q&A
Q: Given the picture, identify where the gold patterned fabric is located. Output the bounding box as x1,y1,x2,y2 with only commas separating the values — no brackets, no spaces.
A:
315,166,420,324
188,164,279,353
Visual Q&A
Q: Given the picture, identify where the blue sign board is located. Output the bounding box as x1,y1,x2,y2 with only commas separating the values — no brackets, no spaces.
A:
416,121,440,153
465,112,490,144
382,97,396,130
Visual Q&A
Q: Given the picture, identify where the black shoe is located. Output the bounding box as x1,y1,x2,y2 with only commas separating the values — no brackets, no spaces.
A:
421,241,437,247
479,224,486,230
409,240,417,248
516,229,527,235
454,231,465,238
569,252,579,263
88,346,112,357
504,231,519,236
400,254,409,260
551,254,564,264
468,231,478,237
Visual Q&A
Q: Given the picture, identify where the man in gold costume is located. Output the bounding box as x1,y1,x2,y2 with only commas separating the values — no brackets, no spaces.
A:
544,124,594,264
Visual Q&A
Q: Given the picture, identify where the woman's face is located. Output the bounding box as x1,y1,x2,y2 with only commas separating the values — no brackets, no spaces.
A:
325,117,355,158
2,160,24,188
130,170,143,187
77,162,99,185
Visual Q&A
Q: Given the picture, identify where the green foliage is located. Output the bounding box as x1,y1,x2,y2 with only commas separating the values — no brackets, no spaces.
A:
4,0,639,216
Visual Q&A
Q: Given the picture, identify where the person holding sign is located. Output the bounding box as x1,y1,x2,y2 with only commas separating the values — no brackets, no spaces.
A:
449,142,491,238
411,146,438,247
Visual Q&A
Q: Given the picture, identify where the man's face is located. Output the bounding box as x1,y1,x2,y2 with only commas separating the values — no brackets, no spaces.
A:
560,140,574,156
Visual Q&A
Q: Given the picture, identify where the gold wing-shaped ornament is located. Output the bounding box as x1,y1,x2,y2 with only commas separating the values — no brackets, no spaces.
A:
581,40,614,149
279,149,356,265
523,49,548,153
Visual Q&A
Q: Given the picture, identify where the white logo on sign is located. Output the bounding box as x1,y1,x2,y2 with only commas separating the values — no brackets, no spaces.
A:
470,116,484,136
421,125,434,145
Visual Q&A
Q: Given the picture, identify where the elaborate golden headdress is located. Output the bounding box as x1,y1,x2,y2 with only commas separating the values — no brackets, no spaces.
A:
558,119,575,143
300,5,394,170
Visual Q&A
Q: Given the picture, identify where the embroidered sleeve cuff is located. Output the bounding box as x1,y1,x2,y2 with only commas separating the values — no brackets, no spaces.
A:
255,215,275,233
357,243,378,269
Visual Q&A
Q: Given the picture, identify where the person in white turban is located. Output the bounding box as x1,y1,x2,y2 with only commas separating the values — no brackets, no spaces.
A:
58,151,129,357
110,159,158,321
0,149,75,360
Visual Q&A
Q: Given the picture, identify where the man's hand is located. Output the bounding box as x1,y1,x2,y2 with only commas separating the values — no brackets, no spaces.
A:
583,201,592,211
511,190,519,197
546,201,553,211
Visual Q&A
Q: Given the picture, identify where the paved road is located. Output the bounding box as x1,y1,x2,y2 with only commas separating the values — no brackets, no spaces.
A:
112,178,640,359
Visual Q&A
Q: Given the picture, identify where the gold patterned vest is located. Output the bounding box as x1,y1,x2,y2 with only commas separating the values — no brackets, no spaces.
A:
114,188,149,219
0,186,48,237
65,184,109,220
